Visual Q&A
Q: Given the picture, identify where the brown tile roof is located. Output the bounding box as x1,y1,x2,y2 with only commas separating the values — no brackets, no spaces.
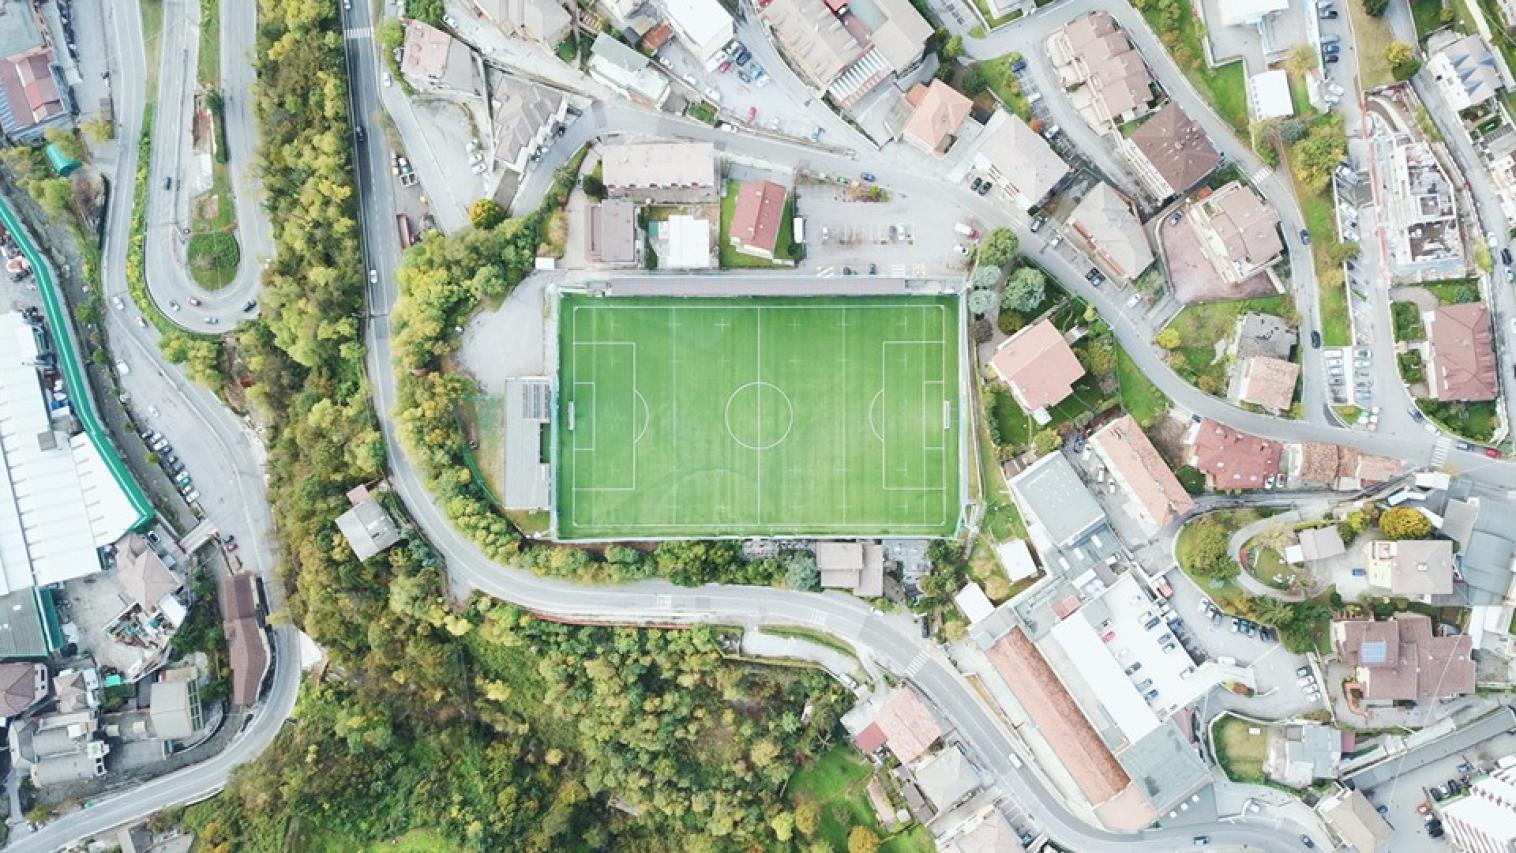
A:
1091,414,1194,527
1428,303,1498,401
854,721,887,753
1297,442,1340,485
0,663,43,719
0,51,63,129
903,80,973,155
1188,418,1283,489
1129,103,1220,195
1200,182,1283,273
1370,539,1454,598
1238,355,1299,414
400,19,451,80
1355,454,1403,484
871,687,943,764
729,180,787,254
989,319,1085,410
1333,614,1474,701
640,22,675,51
219,574,268,708
986,628,1130,804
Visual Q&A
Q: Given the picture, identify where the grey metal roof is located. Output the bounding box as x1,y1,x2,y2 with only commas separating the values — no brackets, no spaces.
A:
1009,453,1105,551
0,587,49,658
1116,721,1211,814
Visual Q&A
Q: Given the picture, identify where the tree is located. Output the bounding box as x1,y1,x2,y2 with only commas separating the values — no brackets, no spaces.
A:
848,826,882,853
783,554,820,591
1001,266,1046,313
940,35,963,61
960,66,988,96
1185,518,1237,581
970,264,1003,291
1156,327,1182,350
1387,42,1421,80
978,227,1019,267
1079,338,1116,376
1285,44,1317,75
1290,115,1347,193
1032,429,1061,455
770,811,795,843
1380,506,1432,540
794,799,822,837
582,174,607,200
967,287,998,316
1363,0,1389,15
469,199,505,229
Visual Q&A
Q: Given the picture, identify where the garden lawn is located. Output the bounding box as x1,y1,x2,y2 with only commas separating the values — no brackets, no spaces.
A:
1391,301,1424,341
1422,278,1480,304
977,56,1033,120
1212,714,1270,784
1136,1,1248,134
1418,398,1500,443
1410,0,1447,38
197,0,220,86
1163,295,1294,394
1348,0,1397,88
1116,344,1167,426
788,747,933,853
186,155,241,289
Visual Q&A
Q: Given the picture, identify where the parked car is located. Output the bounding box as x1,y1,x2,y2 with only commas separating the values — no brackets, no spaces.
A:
860,172,876,182
1125,662,1142,675
1300,228,1311,244
1311,330,1322,348
1503,247,1512,266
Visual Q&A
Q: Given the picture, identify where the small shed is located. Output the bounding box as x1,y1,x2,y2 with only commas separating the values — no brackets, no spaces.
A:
44,143,80,176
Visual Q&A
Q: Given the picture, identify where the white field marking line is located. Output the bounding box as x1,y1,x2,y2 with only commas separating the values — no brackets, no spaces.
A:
880,340,947,492
671,305,677,527
867,390,885,442
842,304,848,526
565,302,956,531
758,306,762,525
570,340,638,492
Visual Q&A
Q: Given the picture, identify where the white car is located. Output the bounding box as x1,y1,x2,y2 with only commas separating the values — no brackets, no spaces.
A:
443,14,458,27
382,72,392,88
111,295,125,310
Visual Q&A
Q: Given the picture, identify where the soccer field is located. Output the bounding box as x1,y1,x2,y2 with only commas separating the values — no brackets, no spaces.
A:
556,295,963,539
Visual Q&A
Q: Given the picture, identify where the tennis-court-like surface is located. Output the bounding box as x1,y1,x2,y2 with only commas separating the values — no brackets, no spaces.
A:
556,295,962,539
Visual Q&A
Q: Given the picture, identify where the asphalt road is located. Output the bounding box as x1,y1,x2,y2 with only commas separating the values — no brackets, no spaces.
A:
142,0,268,330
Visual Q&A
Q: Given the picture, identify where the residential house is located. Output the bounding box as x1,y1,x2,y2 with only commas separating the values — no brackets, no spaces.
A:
1426,303,1498,401
1317,787,1392,853
336,484,402,562
1294,442,1402,489
1046,12,1155,129
115,534,184,623
1089,414,1195,529
601,141,717,203
913,745,980,812
1331,613,1475,704
53,665,99,714
0,661,45,721
944,811,1023,853
816,541,884,597
662,0,735,64
1065,182,1154,283
1266,723,1344,788
1288,526,1346,564
147,678,202,741
490,77,567,174
857,687,943,764
902,80,973,156
988,319,1084,423
400,20,479,94
970,111,1071,212
1185,418,1283,490
1441,759,1516,853
1235,355,1299,414
1428,35,1502,112
220,572,270,709
1120,103,1220,200
1248,69,1294,121
1189,182,1284,286
866,0,934,76
660,214,713,268
586,198,638,266
0,0,71,141
20,711,109,786
1366,539,1454,602
587,34,671,108
728,179,788,259
475,0,571,45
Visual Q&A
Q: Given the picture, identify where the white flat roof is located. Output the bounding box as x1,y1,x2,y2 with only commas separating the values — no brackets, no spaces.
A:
995,539,1038,581
0,314,133,593
664,215,711,268
954,582,995,624
663,0,733,49
1050,607,1161,745
1249,69,1294,120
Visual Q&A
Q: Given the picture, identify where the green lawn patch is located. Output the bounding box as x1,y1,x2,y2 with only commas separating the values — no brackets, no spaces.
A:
1423,278,1481,304
557,295,961,538
1291,171,1351,347
1116,344,1168,426
991,388,1034,450
970,0,1021,27
977,55,1032,120
1398,350,1425,384
1410,0,1448,38
142,0,164,103
1245,541,1311,590
718,181,796,267
1176,508,1270,611
1348,0,1398,88
187,158,241,289
1392,301,1425,341
1212,713,1270,784
467,392,506,502
197,0,220,87
788,747,931,853
1162,295,1293,395
686,101,717,125
1418,398,1500,442
1137,1,1248,134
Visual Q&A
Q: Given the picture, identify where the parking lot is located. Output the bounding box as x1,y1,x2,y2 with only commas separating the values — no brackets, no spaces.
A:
1081,575,1215,719
797,186,969,277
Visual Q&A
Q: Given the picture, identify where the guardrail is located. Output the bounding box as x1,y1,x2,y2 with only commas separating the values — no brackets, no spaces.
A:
0,193,155,530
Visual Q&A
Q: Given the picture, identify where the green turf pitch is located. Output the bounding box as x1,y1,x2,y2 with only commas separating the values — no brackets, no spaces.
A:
556,295,963,539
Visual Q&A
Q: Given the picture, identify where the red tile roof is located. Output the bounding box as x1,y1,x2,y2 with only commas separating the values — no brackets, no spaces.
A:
854,722,887,753
1091,414,1194,527
1333,614,1475,701
989,319,1085,410
1429,303,1497,401
729,179,787,254
1187,418,1282,489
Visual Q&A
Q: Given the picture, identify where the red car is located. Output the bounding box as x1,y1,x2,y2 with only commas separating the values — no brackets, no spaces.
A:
746,106,757,123
1101,630,1116,643
719,60,732,73
1485,447,1501,458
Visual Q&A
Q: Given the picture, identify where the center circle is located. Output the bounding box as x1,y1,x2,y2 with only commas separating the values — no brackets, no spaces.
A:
724,381,794,451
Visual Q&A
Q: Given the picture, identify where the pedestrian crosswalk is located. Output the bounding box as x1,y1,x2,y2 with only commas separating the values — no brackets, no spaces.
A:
1251,165,1273,185
904,652,928,677
1430,435,1453,467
